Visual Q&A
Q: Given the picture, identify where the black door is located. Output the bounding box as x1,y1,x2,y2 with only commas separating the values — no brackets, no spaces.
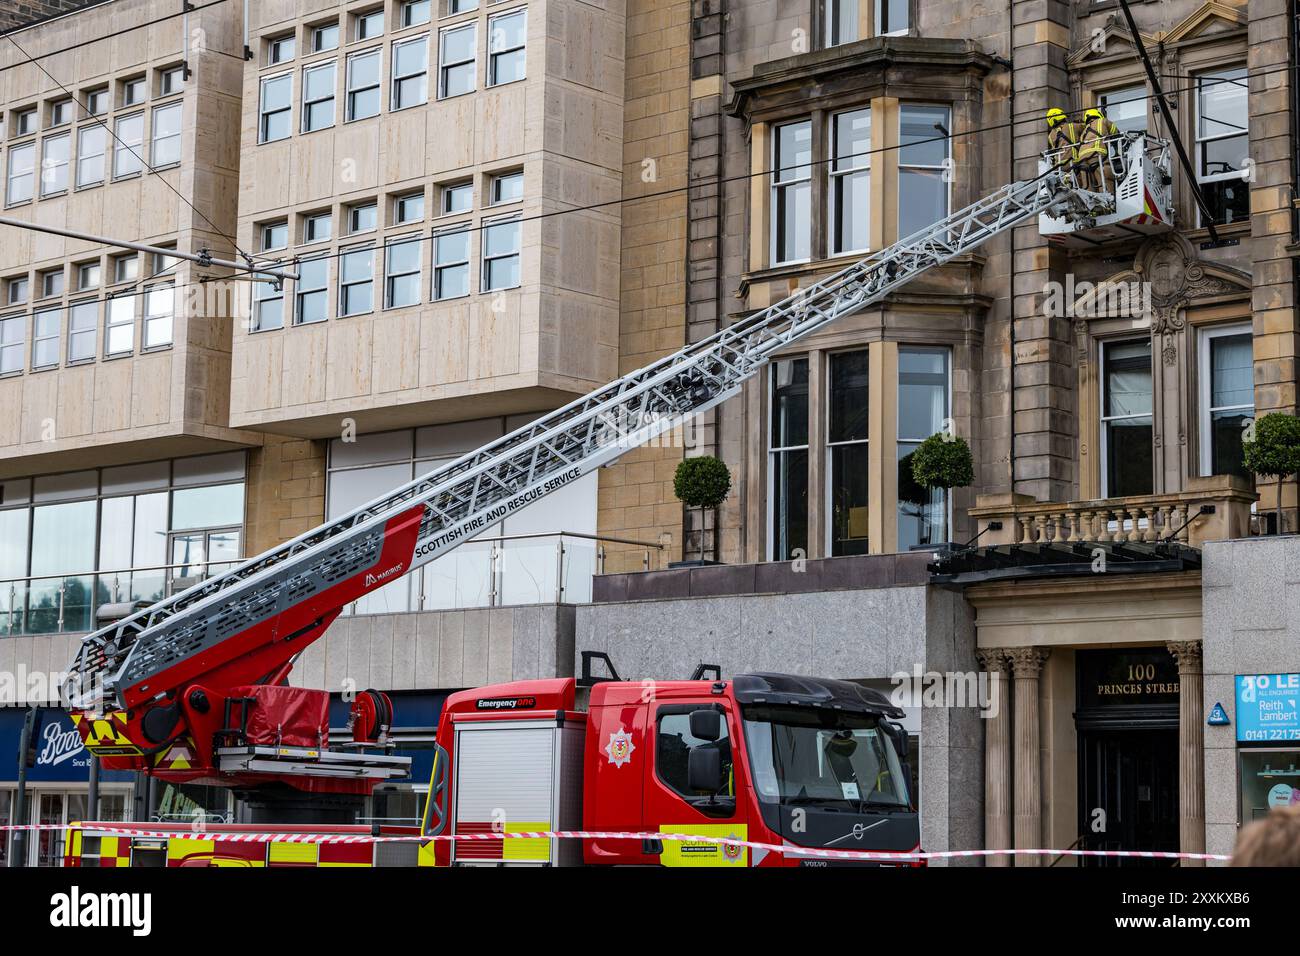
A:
1077,728,1179,867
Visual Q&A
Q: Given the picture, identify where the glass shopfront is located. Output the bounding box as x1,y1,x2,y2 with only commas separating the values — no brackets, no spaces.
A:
1235,674,1300,823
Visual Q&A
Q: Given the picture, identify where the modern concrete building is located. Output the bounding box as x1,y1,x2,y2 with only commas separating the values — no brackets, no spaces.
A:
0,0,1297,869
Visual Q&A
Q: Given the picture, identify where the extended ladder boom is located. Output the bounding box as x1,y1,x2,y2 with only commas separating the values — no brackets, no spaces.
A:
64,165,1101,721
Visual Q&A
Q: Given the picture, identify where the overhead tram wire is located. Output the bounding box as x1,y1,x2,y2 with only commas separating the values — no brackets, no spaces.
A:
2,27,261,278
0,59,1287,310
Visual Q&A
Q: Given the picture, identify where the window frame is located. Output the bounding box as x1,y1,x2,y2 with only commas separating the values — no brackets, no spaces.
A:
391,35,430,110
267,33,296,66
39,131,71,197
258,72,294,144
311,21,341,53
438,23,477,100
384,233,423,309
301,60,338,133
6,141,36,206
770,119,812,267
896,345,952,550
104,292,136,357
31,307,61,371
0,313,25,376
1193,65,1249,228
767,355,811,562
433,225,471,301
66,299,99,364
1098,337,1155,499
346,47,383,122
294,255,330,325
1197,323,1254,477
487,9,527,87
825,348,871,557
251,275,285,333
401,0,433,28
338,244,377,317
480,214,521,292
150,101,183,168
142,284,175,350
76,123,107,188
897,103,951,239
394,190,426,224
442,180,473,215
111,112,146,180
828,106,871,257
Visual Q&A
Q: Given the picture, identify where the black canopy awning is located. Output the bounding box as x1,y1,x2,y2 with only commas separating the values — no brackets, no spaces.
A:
927,540,1202,586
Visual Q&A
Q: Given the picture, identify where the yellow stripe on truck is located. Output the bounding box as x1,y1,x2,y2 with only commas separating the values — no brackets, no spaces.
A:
268,842,319,865
501,823,552,861
658,824,749,867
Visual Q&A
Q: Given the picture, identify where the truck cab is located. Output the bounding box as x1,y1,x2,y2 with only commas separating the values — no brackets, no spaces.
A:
425,667,920,867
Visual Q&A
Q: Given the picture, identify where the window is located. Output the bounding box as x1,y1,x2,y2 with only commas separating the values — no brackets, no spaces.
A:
1195,67,1249,227
825,0,858,46
122,77,146,107
113,254,139,284
312,22,340,52
113,113,145,178
0,315,23,375
385,235,422,308
828,350,869,555
302,62,337,132
394,190,425,223
151,102,183,166
7,277,28,305
67,300,97,362
439,24,476,98
402,0,432,27
32,308,60,369
6,143,35,204
15,109,36,136
40,133,70,196
1101,339,1153,498
76,262,100,290
259,74,292,143
898,105,949,237
442,181,472,214
153,248,180,275
490,170,523,205
897,347,949,549
392,36,429,109
143,285,174,348
349,201,378,234
261,220,289,251
769,357,809,560
85,88,109,117
433,228,470,300
487,10,526,86
295,257,329,325
655,707,734,807
267,33,296,65
1199,325,1253,477
1100,84,1147,136
481,216,520,291
252,278,284,332
50,99,73,127
160,67,184,97
105,293,134,355
346,49,382,121
875,0,908,36
339,246,375,316
40,269,63,299
829,108,870,255
304,212,332,243
450,0,478,12
771,120,811,265
76,124,106,187
356,8,384,40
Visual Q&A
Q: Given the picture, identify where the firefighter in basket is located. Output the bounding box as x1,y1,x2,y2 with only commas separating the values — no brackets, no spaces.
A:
1045,107,1082,185
1077,107,1120,193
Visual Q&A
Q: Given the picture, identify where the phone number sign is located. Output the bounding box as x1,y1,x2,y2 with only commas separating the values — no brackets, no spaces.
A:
1236,674,1300,742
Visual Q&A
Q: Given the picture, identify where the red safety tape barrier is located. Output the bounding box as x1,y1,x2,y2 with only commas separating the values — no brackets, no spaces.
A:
0,823,1231,862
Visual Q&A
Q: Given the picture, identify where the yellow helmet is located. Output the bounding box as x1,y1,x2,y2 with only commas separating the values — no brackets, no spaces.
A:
1045,107,1067,127
1085,108,1103,121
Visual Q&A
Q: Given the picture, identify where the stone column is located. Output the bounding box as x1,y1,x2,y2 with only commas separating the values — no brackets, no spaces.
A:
1168,640,1205,867
1007,647,1050,866
977,649,1013,866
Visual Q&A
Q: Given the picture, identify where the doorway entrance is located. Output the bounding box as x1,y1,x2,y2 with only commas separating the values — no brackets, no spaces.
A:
1075,648,1181,866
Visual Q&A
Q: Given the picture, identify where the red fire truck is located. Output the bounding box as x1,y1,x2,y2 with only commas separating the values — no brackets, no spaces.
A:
419,655,919,867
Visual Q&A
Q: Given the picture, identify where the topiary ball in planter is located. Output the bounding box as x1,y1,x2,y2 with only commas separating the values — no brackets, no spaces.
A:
672,456,732,565
910,434,975,491
673,456,732,509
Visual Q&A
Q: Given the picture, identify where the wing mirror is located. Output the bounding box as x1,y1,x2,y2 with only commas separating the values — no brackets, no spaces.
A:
689,708,721,742
687,746,724,794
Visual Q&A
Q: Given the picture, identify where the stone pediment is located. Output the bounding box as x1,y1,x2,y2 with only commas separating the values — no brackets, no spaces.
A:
1066,18,1158,68
1163,1,1246,45
1068,2,1245,67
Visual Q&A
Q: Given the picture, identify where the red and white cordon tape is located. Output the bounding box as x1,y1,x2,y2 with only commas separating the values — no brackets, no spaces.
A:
0,824,1231,862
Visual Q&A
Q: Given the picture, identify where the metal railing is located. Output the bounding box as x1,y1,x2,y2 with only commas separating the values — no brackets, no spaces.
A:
0,531,665,636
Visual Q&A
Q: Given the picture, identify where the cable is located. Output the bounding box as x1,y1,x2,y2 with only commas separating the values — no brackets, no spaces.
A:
0,0,232,70
2,29,251,264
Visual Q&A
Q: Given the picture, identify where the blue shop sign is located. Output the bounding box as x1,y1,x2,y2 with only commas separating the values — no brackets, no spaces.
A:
1236,674,1300,743
0,708,133,783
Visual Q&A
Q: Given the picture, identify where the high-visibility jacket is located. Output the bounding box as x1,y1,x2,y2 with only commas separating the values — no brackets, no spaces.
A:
1077,115,1119,158
1046,122,1081,166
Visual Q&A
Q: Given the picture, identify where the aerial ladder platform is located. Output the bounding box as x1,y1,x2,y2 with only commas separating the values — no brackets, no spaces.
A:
62,136,1164,794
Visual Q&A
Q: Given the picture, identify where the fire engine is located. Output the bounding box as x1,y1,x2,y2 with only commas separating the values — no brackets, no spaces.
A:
57,133,1170,863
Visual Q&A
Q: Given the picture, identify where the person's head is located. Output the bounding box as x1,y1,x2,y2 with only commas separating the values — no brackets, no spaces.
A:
1232,805,1300,866
1045,107,1067,128
1085,108,1103,123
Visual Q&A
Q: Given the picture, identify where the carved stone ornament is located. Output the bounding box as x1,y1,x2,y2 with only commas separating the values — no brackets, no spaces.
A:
1132,234,1249,335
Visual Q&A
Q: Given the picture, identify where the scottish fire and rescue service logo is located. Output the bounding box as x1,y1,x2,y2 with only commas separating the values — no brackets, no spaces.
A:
722,834,744,864
604,728,635,767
